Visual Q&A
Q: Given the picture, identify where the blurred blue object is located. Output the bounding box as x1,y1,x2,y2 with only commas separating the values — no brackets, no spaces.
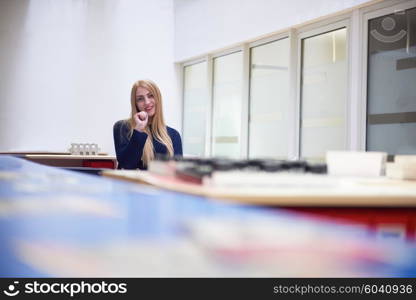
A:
0,155,415,277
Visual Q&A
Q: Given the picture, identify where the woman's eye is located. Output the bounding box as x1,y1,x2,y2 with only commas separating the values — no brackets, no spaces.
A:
136,98,144,102
149,94,154,98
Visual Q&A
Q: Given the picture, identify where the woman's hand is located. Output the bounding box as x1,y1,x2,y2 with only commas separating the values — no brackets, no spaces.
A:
134,111,148,132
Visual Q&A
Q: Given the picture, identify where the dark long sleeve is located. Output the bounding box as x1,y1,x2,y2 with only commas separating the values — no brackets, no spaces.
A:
167,127,183,157
113,120,148,169
113,120,183,170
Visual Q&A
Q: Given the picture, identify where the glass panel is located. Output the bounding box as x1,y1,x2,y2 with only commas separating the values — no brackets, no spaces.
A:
300,28,347,160
367,7,416,154
249,38,290,159
183,61,208,156
212,51,243,158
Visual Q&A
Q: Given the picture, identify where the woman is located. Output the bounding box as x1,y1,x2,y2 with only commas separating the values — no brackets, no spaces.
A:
113,80,182,169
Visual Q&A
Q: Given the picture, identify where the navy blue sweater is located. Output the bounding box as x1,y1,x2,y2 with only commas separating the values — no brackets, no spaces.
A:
113,120,182,170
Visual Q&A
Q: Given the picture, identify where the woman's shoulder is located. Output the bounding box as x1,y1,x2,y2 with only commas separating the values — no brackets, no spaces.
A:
114,119,129,127
114,119,130,130
113,120,132,141
166,126,181,137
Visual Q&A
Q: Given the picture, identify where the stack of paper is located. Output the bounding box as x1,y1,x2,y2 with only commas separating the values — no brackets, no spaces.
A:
326,151,387,177
386,155,416,180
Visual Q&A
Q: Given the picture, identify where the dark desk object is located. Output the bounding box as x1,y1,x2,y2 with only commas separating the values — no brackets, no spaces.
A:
59,166,108,176
1,155,416,277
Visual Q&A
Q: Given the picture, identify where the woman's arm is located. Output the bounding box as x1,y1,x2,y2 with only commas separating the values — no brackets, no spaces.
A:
169,127,183,156
113,120,148,169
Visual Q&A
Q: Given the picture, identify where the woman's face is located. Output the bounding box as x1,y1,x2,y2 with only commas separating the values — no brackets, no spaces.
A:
135,86,156,117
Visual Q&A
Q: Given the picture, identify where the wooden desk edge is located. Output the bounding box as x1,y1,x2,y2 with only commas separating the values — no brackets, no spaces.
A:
102,170,416,207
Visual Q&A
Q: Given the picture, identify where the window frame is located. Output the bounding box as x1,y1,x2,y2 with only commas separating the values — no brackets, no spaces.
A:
247,33,291,159
297,19,351,160
210,48,244,158
181,58,209,157
179,0,416,159
360,0,416,151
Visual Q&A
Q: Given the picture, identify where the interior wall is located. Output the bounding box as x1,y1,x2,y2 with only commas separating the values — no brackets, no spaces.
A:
174,0,374,61
0,0,179,155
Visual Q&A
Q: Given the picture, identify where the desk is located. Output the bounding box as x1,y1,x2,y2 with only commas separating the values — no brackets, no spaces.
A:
102,170,416,241
101,170,416,206
1,153,117,169
1,155,416,277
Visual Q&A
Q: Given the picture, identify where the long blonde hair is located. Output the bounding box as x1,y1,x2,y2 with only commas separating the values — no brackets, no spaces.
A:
127,80,173,167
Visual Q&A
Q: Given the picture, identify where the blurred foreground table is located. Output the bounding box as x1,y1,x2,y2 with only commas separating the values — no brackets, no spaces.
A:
102,169,416,241
1,155,416,277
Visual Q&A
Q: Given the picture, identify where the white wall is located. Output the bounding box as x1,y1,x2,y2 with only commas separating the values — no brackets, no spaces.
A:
0,0,180,155
174,0,374,61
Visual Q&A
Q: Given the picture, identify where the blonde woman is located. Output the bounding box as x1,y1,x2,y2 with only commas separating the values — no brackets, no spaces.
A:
113,80,182,169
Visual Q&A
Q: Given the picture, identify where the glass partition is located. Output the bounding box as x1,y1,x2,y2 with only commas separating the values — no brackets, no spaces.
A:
366,7,416,154
212,51,243,158
182,61,208,156
249,38,290,159
300,28,348,160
